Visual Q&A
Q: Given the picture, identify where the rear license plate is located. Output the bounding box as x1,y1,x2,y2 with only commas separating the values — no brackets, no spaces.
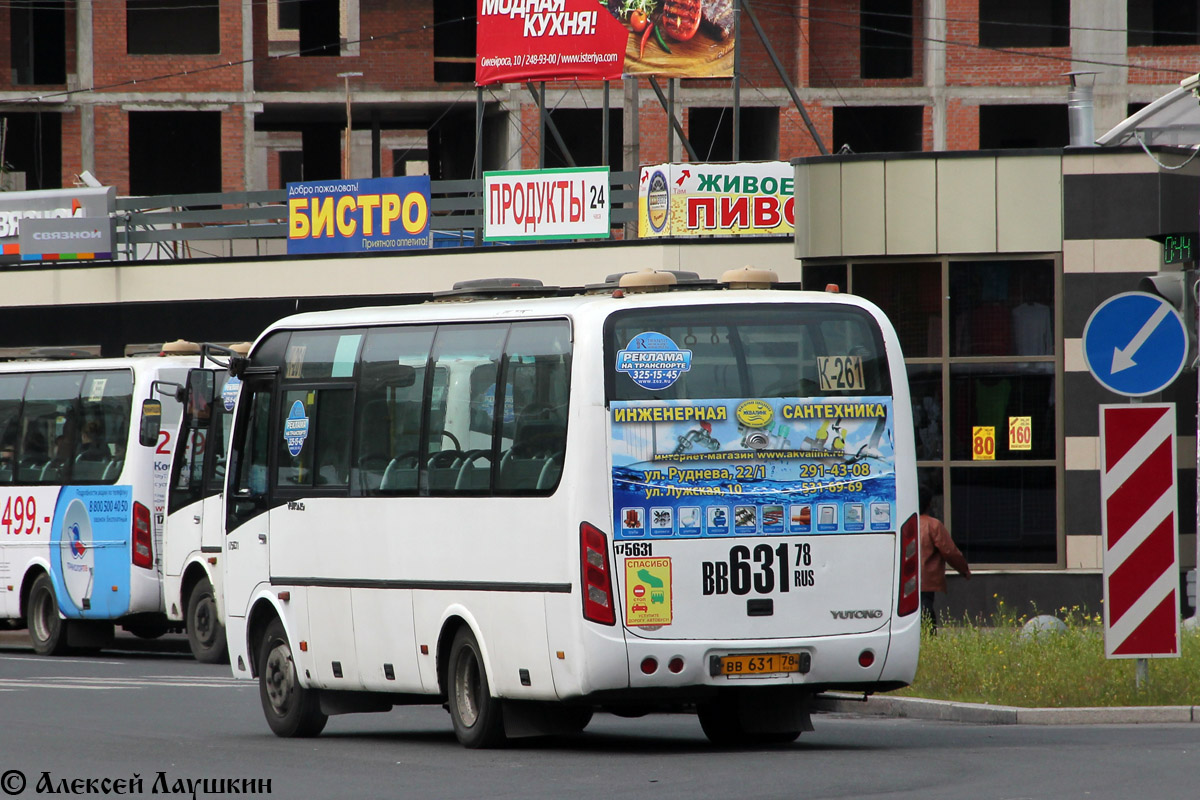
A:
710,652,802,677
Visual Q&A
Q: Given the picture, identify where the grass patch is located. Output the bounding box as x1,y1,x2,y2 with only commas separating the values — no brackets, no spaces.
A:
895,598,1200,707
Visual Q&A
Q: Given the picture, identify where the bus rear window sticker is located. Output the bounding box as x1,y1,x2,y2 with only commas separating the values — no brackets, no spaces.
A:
284,400,310,457
616,332,692,391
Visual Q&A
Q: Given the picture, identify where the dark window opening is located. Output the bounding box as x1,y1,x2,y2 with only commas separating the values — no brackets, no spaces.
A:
832,106,923,154
299,125,342,182
979,0,1069,48
10,0,66,85
434,0,475,81
687,107,779,161
979,105,1068,149
127,0,219,55
298,0,340,56
391,147,430,176
279,150,304,188
0,112,62,190
1128,0,1200,46
129,112,222,197
278,0,300,29
861,0,913,79
544,109,624,168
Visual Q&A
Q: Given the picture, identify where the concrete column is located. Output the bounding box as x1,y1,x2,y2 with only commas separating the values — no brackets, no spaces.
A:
1071,0,1128,140
242,0,256,190
77,0,95,174
924,0,947,151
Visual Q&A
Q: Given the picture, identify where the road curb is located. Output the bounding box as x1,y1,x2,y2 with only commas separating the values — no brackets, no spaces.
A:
812,693,1199,725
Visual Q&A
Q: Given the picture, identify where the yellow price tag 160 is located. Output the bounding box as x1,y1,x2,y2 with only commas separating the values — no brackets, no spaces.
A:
1008,416,1032,451
972,426,996,461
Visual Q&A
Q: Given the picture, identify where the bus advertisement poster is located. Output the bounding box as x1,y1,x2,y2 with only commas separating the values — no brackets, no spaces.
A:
50,485,135,617
611,397,896,540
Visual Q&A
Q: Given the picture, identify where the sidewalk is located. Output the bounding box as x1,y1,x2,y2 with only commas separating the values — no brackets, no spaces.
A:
813,692,1200,725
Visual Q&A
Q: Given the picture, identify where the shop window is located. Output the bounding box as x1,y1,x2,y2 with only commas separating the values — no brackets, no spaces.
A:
950,466,1057,564
908,365,943,462
949,260,1053,358
434,0,476,81
127,0,219,55
1128,0,1200,46
803,264,847,294
949,363,1055,462
852,262,941,357
10,0,65,84
861,0,913,79
687,107,779,161
832,107,923,154
979,0,1069,48
979,105,1068,149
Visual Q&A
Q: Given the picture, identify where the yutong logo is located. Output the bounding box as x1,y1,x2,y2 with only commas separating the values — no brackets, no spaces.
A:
831,609,884,620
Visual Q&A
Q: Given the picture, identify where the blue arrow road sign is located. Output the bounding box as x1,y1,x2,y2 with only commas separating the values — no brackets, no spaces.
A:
1083,291,1189,397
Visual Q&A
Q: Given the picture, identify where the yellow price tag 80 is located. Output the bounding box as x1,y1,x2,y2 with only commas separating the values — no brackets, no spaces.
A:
972,426,996,461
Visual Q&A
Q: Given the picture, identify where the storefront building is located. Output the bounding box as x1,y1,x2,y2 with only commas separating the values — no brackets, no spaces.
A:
793,147,1200,618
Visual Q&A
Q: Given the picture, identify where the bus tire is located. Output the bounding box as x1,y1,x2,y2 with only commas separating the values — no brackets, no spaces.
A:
186,577,228,664
258,618,327,738
447,628,505,749
26,573,70,656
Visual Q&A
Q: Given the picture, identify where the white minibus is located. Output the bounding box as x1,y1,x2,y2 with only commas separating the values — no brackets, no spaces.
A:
0,346,240,662
221,268,920,746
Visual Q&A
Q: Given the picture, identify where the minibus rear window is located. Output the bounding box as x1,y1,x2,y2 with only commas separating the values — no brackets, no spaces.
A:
605,304,891,401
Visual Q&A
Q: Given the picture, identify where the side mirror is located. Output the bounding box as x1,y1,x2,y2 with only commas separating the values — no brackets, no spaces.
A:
152,380,186,404
228,355,250,379
139,399,162,447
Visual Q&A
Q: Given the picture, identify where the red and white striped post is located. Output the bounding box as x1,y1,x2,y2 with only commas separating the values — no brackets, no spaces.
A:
1099,403,1181,666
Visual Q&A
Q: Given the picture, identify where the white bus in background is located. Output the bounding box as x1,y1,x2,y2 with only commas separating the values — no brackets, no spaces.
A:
221,268,921,747
0,345,242,661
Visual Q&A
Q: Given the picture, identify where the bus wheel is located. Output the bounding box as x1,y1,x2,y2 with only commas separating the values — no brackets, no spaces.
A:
258,619,327,737
447,628,506,749
186,577,228,664
26,573,70,656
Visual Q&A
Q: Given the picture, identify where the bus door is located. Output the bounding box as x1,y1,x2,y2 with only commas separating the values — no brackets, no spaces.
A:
224,373,275,621
166,370,216,580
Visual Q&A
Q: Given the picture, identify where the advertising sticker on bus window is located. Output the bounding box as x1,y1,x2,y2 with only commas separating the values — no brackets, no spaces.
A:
284,400,310,457
222,376,242,411
615,332,692,391
610,397,896,539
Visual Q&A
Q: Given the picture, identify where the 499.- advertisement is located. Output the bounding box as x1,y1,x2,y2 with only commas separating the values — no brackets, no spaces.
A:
611,397,896,540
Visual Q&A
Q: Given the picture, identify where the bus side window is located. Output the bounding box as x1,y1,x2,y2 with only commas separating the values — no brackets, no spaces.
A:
0,374,27,485
426,324,505,494
352,325,435,496
495,320,571,494
229,384,272,528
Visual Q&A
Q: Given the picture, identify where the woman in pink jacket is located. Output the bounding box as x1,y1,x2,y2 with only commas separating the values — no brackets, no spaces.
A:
919,485,971,632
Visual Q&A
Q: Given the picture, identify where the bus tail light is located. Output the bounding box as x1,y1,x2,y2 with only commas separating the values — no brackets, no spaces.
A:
897,513,919,616
132,502,153,569
580,522,615,626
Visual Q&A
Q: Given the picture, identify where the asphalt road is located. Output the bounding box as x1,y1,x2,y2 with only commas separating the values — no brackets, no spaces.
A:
1,631,1199,800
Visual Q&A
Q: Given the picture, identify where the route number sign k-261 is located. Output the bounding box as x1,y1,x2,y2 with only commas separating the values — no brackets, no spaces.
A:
1083,292,1189,397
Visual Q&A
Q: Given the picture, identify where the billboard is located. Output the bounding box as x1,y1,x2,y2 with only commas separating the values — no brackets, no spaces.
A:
638,162,795,238
484,167,610,241
475,0,734,85
287,176,432,255
18,217,116,262
0,186,116,263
